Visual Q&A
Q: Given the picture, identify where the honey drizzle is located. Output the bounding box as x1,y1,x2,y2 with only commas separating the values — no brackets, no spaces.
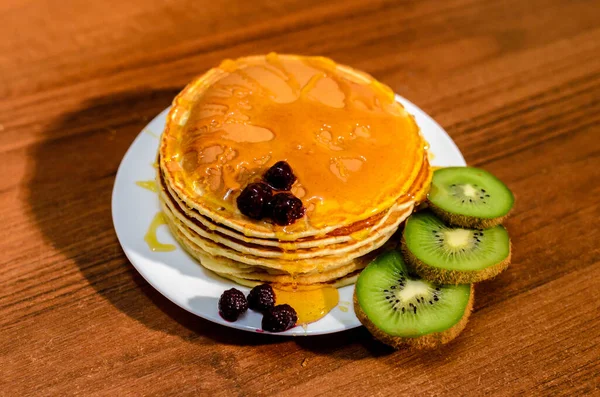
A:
299,73,325,97
266,52,301,93
144,212,176,252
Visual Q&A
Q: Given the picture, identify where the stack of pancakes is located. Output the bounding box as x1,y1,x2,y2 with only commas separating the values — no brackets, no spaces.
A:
158,54,431,288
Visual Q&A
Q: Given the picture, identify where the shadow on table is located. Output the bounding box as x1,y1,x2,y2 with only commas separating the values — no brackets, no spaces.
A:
294,318,470,363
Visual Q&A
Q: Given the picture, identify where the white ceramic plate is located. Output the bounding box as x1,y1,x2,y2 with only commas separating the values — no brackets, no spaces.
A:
111,95,466,336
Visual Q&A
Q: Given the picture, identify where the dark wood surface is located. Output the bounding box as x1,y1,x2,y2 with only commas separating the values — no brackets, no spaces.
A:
1,0,599,395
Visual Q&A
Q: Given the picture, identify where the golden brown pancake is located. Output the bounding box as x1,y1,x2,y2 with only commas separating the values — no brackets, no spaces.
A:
157,53,431,287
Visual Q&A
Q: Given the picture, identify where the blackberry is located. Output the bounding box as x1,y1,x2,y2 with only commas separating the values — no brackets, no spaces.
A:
270,193,305,226
218,288,248,322
236,182,273,220
247,284,275,313
264,161,296,191
262,304,298,332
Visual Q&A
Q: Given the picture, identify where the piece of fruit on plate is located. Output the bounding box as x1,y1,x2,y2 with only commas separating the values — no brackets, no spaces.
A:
354,250,473,349
427,167,514,229
401,211,511,284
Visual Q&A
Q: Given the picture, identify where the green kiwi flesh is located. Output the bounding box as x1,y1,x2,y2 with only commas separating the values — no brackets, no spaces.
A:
428,167,514,228
354,250,473,349
401,211,511,284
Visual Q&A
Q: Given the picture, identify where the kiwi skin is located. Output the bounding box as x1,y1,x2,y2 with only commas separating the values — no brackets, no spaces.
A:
353,285,474,350
428,202,513,229
401,235,512,285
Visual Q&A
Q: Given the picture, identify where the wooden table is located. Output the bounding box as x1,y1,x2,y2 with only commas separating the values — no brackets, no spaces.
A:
1,0,599,395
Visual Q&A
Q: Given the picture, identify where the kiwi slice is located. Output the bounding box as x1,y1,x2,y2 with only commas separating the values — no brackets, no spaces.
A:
428,167,514,229
401,211,511,284
354,250,473,350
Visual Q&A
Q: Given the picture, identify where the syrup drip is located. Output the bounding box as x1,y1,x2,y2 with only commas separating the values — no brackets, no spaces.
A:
273,286,339,325
136,180,158,192
350,229,371,241
144,212,176,252
144,129,158,138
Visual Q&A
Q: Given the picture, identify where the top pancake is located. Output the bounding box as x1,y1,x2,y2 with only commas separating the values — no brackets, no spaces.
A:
160,54,430,240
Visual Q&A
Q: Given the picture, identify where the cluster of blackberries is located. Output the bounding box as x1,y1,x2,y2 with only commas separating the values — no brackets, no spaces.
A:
236,161,305,226
218,284,298,333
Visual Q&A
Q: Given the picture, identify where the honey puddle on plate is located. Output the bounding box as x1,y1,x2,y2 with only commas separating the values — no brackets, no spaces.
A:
273,286,339,325
136,180,158,192
145,212,176,252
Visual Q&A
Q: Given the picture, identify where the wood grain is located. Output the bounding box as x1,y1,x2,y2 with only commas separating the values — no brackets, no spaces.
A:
1,0,599,395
